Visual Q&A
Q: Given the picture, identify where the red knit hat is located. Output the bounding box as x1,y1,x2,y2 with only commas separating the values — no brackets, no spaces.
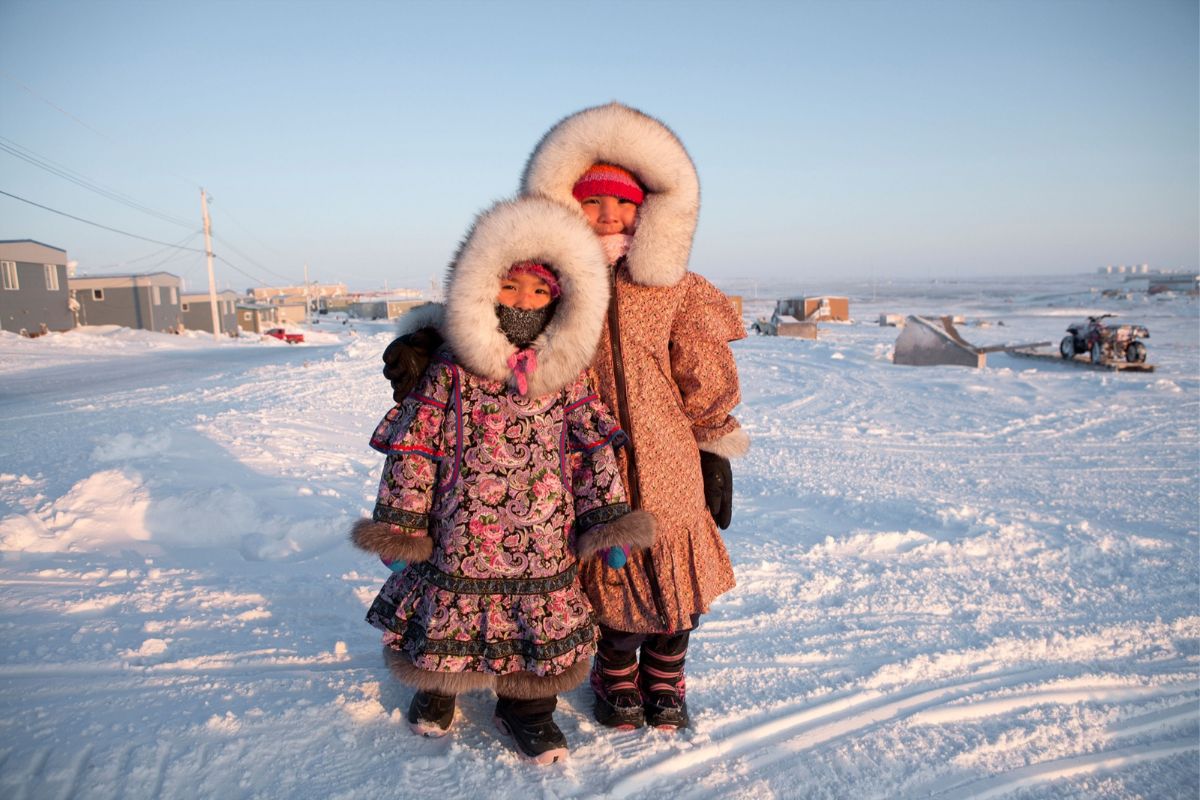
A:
507,261,561,299
571,163,645,205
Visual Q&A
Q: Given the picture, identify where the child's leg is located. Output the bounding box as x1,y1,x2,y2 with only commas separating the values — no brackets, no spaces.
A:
640,630,691,729
493,694,568,765
591,625,648,729
409,690,456,737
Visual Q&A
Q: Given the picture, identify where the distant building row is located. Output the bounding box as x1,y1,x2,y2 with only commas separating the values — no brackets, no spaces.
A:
1097,263,1199,293
1099,264,1152,274
0,240,425,337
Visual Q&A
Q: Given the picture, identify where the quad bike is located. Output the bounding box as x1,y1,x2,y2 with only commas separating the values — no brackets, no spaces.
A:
1060,314,1149,364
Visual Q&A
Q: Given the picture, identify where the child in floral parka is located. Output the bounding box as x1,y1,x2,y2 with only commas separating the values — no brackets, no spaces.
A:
351,196,654,765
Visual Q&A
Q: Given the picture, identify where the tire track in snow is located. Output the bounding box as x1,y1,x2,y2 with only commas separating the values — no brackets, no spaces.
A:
149,741,172,800
0,653,365,680
1107,699,1199,739
926,739,1198,800
7,746,51,800
108,744,134,800
57,743,92,800
606,666,1045,798
607,666,1196,798
907,685,1196,726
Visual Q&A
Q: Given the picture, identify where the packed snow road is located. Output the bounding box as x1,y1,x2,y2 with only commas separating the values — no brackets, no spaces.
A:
0,277,1196,799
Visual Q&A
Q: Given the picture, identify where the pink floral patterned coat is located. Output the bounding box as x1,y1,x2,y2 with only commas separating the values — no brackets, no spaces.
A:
364,354,630,679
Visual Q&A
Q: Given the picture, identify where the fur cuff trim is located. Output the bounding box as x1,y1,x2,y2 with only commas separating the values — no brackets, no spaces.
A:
575,509,656,561
382,645,591,699
698,427,750,459
349,519,433,563
394,302,445,338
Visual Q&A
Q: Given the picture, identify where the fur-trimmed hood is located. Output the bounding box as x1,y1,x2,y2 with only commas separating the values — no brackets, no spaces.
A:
520,102,700,289
442,196,610,398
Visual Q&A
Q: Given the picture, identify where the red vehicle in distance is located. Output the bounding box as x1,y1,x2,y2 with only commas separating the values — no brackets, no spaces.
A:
264,328,304,344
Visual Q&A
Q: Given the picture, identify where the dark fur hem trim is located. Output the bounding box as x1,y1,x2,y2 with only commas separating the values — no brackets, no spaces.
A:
383,647,497,695
575,510,657,561
382,647,590,699
349,519,433,562
494,658,590,699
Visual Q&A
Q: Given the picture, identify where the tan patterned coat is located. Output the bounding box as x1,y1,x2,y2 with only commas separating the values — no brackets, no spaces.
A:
577,263,745,632
522,103,750,633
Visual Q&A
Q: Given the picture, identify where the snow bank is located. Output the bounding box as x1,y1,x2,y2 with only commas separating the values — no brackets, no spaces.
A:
0,276,1196,799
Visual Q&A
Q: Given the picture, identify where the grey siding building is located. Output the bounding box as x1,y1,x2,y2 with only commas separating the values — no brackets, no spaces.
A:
349,299,426,320
0,240,74,334
181,290,240,336
69,272,184,333
236,302,279,334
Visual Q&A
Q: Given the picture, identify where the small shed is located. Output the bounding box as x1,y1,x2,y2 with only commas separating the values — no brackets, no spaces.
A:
236,302,280,334
751,295,846,337
797,296,849,322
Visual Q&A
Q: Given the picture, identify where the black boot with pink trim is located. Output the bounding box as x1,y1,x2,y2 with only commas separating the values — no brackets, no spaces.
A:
590,643,645,730
640,633,690,730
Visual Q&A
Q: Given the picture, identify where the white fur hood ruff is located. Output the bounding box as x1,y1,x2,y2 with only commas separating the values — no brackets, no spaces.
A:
521,102,700,289
441,196,610,398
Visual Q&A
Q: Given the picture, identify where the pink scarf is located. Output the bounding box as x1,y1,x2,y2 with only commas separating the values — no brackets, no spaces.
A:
507,348,538,396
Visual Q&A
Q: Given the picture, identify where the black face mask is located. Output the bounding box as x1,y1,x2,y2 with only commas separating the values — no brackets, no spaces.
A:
495,303,555,348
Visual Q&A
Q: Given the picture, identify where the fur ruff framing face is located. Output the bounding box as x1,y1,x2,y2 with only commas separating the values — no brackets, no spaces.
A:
442,197,610,398
520,102,701,289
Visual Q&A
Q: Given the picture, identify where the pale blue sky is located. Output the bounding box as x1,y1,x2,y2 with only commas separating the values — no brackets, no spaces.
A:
1,0,1196,291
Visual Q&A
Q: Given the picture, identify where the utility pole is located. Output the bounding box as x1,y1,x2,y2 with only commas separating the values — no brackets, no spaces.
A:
304,263,311,329
201,189,220,342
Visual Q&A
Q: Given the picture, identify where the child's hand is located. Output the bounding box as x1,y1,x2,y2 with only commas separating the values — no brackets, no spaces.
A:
598,545,632,569
382,327,443,402
699,451,733,529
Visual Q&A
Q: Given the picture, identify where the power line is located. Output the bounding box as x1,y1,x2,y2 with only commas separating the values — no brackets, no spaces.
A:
0,68,203,189
210,200,291,259
0,188,278,287
0,137,196,228
214,254,276,286
0,187,208,251
2,72,297,287
212,233,298,283
90,231,204,271
4,151,301,284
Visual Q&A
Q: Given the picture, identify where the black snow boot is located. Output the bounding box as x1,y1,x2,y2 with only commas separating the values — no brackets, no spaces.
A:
493,695,568,765
640,632,690,730
408,690,455,737
591,640,645,730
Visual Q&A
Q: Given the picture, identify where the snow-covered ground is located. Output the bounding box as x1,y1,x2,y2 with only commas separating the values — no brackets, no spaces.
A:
1,275,1196,799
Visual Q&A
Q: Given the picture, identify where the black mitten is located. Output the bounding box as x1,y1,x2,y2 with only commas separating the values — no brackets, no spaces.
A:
698,451,733,529
381,327,444,402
